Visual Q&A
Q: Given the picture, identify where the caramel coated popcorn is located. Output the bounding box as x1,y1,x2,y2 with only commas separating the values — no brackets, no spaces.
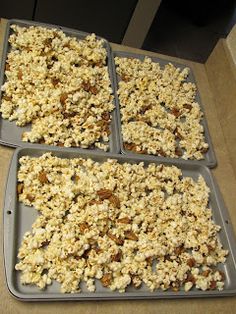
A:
115,56,209,160
15,153,228,293
0,25,114,150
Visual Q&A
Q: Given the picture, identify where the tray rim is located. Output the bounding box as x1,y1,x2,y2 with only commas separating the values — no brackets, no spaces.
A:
3,146,236,301
0,18,120,154
111,50,217,168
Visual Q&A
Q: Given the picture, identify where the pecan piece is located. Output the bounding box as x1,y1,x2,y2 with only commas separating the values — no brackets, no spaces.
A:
124,231,138,241
111,250,122,262
117,217,131,224
3,95,12,101
51,77,60,86
101,273,112,287
185,272,196,284
156,148,166,157
5,63,10,71
202,270,211,277
174,127,183,140
107,232,124,245
121,74,130,82
82,81,91,92
97,189,113,200
209,280,217,290
88,199,103,205
90,86,98,95
109,195,120,208
124,142,137,152
38,171,48,184
60,92,68,105
187,258,196,267
17,70,23,80
175,147,183,157
174,245,184,255
26,194,35,202
101,112,110,121
183,104,192,110
17,183,24,194
146,256,153,266
219,270,225,280
171,107,181,117
79,222,89,234
57,142,64,147
43,38,52,46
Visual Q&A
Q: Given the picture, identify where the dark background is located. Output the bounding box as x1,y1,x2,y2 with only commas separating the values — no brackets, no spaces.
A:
1,0,236,62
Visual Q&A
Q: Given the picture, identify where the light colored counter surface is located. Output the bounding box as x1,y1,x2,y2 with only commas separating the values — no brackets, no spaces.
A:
0,18,236,314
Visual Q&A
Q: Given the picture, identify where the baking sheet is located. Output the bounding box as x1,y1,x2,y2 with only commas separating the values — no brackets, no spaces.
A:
0,19,120,154
3,146,236,301
112,51,217,168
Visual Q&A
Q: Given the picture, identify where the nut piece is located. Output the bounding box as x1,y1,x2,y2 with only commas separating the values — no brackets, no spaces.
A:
79,222,89,234
187,258,196,267
117,217,131,224
183,104,192,110
101,273,112,287
124,231,138,241
108,232,124,245
60,93,68,105
38,171,48,184
109,195,120,208
171,107,181,117
17,183,24,194
111,250,122,262
17,70,23,80
97,189,113,200
26,194,35,202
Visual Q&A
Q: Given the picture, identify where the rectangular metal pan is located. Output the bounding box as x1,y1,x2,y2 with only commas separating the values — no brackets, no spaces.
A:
3,146,236,301
112,51,217,168
0,19,120,153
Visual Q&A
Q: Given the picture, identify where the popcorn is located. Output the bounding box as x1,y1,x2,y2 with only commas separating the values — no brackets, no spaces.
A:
0,25,114,150
15,153,228,293
115,56,209,160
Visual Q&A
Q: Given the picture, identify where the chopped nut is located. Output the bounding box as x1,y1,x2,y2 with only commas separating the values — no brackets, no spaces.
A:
38,171,48,184
171,107,181,117
60,93,68,105
17,70,23,80
90,86,98,95
79,222,89,234
209,280,217,290
17,183,24,194
117,217,131,224
97,189,113,200
26,194,35,202
202,270,211,277
5,63,10,71
101,112,110,121
51,77,60,86
111,250,122,262
101,273,112,287
183,104,192,110
109,195,120,208
124,231,138,241
108,232,124,245
187,258,196,267
82,81,91,92
175,147,183,157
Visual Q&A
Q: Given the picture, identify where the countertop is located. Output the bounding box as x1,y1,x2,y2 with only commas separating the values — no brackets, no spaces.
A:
0,18,236,314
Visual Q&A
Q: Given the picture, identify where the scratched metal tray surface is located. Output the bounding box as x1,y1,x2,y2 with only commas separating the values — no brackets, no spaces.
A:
3,146,236,301
112,51,217,168
0,19,120,153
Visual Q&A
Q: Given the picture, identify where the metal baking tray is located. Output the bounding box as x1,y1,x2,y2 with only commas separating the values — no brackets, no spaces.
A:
3,146,236,301
0,19,120,153
112,51,217,168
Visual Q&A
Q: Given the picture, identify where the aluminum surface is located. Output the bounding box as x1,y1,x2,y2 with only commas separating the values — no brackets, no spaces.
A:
3,146,236,301
112,51,217,168
0,19,120,153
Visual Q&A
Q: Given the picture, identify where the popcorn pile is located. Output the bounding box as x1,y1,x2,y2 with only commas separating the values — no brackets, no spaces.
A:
0,25,114,150
16,153,227,293
115,56,209,160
